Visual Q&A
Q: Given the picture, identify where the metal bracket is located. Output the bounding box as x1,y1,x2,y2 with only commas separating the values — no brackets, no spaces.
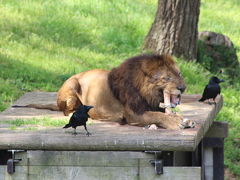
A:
145,151,163,175
149,159,163,175
7,150,25,174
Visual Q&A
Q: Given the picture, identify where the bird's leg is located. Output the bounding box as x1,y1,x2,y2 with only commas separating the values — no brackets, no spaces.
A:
84,124,91,136
208,99,216,105
72,128,77,136
213,98,217,105
208,99,212,105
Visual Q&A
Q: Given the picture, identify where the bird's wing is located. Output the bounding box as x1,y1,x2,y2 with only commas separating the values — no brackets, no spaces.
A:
72,113,78,119
71,113,88,123
201,85,209,98
69,113,77,123
79,115,88,123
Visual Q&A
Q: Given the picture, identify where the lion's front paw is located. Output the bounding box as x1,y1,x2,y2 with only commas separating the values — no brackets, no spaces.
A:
179,118,196,129
166,114,184,129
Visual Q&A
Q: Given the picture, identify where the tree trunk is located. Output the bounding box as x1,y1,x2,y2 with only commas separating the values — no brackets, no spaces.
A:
144,0,200,61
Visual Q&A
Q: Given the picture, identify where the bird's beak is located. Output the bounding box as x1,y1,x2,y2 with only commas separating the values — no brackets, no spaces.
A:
219,79,224,83
87,106,94,110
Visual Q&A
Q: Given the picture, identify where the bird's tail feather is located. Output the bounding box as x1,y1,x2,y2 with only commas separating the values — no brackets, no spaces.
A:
63,124,71,128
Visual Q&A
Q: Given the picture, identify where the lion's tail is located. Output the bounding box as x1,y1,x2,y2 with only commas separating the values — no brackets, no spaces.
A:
12,104,59,111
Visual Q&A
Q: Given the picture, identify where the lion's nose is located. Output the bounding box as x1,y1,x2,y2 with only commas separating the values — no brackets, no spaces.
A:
177,85,186,93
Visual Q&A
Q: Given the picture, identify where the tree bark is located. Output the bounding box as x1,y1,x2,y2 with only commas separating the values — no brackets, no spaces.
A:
144,0,200,61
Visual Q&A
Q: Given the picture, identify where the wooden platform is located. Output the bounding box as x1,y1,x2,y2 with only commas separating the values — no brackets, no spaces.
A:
0,92,223,151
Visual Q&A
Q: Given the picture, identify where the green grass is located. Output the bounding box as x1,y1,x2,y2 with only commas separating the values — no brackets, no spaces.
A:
0,0,240,176
0,0,156,110
2,117,93,130
3,117,67,127
199,0,240,59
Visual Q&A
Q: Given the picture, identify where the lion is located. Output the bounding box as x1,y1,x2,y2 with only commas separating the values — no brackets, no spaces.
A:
56,54,192,129
12,54,193,129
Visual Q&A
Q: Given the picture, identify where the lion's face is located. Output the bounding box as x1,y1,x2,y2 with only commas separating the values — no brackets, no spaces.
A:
157,64,185,108
152,65,185,91
143,55,186,109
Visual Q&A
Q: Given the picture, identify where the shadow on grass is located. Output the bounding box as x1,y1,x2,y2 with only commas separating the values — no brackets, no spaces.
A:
0,53,71,92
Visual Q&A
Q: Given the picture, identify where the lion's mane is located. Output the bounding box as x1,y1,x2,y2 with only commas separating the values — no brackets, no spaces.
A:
108,54,176,115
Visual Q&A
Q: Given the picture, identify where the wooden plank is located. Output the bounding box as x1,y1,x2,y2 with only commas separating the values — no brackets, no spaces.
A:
0,92,62,120
16,151,154,167
0,92,223,151
0,166,201,180
0,131,194,151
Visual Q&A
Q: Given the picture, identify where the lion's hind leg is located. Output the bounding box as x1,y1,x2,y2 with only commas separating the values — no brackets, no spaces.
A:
58,96,82,116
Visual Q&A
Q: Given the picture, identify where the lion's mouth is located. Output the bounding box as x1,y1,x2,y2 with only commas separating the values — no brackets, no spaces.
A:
160,90,182,113
170,94,181,108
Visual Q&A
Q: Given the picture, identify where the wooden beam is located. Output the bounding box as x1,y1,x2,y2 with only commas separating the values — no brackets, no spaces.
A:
0,130,195,151
205,121,228,138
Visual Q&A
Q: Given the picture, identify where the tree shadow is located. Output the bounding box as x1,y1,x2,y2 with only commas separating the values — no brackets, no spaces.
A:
0,54,69,91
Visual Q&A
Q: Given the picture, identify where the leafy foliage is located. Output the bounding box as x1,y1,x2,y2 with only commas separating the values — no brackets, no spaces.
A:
197,40,239,82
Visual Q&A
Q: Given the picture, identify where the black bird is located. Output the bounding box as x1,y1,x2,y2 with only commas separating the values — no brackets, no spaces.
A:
63,105,94,136
199,76,224,104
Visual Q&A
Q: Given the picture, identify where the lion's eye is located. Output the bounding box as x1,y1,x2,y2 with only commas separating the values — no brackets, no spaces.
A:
163,77,172,81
